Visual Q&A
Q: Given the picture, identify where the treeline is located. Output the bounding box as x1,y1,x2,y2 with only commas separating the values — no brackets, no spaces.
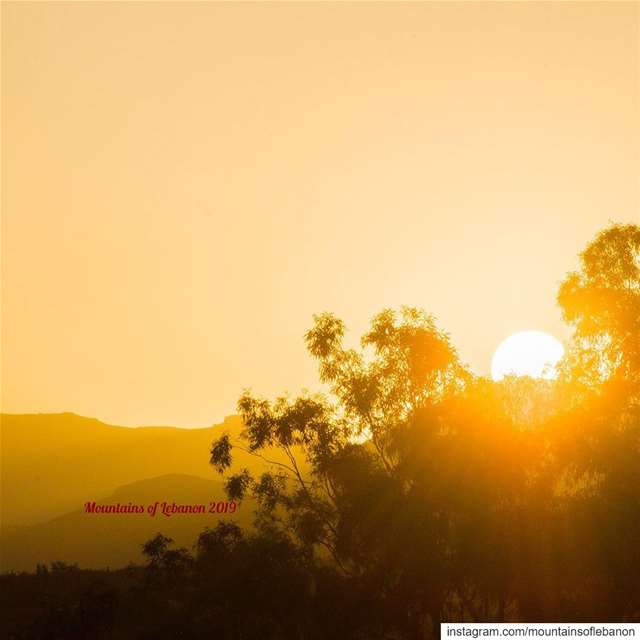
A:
1,224,638,639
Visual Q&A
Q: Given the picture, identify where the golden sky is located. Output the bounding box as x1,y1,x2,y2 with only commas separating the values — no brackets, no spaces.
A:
2,2,638,426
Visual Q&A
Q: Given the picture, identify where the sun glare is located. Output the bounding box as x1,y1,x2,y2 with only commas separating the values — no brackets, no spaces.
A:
491,331,564,382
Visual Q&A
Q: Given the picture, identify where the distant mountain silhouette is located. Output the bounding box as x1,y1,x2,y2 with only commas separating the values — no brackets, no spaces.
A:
1,474,253,571
1,413,246,526
1,412,292,571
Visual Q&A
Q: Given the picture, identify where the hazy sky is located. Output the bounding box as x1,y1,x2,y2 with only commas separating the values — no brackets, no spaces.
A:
2,2,638,426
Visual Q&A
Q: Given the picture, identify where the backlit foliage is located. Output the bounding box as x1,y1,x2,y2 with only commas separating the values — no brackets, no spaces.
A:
209,224,640,634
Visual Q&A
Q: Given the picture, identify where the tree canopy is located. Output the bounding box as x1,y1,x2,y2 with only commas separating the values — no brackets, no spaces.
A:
207,223,640,635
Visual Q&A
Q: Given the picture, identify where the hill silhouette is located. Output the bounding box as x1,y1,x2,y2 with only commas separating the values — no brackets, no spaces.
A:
1,412,244,526
1,412,295,571
1,474,253,572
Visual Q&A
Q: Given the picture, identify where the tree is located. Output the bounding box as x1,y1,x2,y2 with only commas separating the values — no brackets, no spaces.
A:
552,223,640,619
211,308,527,633
558,223,640,387
209,242,640,629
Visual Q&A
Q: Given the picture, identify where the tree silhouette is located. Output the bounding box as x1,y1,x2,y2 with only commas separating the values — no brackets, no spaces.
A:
208,224,640,632
558,223,640,387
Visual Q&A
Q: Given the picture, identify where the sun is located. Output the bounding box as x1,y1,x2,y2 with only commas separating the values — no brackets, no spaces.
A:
491,330,564,382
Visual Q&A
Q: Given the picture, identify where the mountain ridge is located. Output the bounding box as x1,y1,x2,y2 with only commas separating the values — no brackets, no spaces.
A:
1,410,238,431
1,412,246,526
1,472,253,571
1,412,293,570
